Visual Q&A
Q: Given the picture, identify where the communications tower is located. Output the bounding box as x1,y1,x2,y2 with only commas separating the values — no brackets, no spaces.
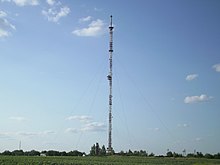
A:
19,141,21,150
107,15,114,154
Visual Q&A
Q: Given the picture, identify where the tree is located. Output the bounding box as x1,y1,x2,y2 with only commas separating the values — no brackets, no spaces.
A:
134,150,140,156
60,151,67,156
214,153,220,159
68,150,83,156
100,145,106,156
90,143,105,156
205,153,214,159
12,150,24,156
2,150,12,156
95,143,100,156
166,151,173,157
187,153,194,158
90,144,96,156
173,152,182,158
119,150,125,156
139,150,148,157
196,152,204,158
127,149,133,156
46,150,60,156
149,152,155,157
24,150,40,156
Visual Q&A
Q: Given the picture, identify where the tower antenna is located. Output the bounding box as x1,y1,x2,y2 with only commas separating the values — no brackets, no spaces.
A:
107,15,114,154
19,140,21,150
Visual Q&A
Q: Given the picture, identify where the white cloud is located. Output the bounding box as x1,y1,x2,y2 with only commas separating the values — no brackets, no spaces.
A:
81,122,106,132
65,128,79,133
0,0,11,2
195,137,202,142
148,128,160,132
184,94,213,104
186,74,198,81
66,115,106,133
66,122,106,133
1,18,16,30
212,63,220,72
43,130,56,135
94,7,102,12
79,16,92,23
42,6,70,23
1,0,39,6
0,11,7,18
66,115,92,123
0,29,9,37
0,10,16,38
17,132,38,137
177,123,189,128
9,116,26,122
46,0,55,6
72,19,105,37
14,0,39,6
17,130,55,137
0,132,10,139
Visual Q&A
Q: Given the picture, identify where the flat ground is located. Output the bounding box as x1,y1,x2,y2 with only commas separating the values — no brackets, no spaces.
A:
0,156,220,165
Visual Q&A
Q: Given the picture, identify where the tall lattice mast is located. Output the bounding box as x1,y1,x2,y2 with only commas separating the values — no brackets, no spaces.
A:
19,140,21,150
107,15,114,154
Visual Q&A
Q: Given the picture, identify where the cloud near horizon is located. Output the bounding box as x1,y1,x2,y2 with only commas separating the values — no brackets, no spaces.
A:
9,116,27,122
66,115,92,123
0,132,11,139
81,122,106,132
184,94,213,104
65,122,106,133
65,128,79,133
66,115,106,133
17,130,56,137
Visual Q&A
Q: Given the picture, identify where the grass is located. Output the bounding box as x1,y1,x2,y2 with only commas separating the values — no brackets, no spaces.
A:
0,156,220,165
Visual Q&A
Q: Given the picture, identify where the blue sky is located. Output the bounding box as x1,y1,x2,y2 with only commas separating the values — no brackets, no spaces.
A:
0,0,220,155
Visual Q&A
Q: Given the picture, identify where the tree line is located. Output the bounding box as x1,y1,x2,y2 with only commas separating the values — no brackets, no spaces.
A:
0,150,85,156
164,151,220,159
89,143,153,157
89,143,220,159
1,143,220,159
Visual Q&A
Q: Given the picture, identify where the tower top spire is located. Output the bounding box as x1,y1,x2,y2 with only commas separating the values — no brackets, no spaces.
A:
109,15,113,29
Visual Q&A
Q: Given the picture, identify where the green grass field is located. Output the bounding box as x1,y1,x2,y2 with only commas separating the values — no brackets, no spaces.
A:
0,156,220,165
